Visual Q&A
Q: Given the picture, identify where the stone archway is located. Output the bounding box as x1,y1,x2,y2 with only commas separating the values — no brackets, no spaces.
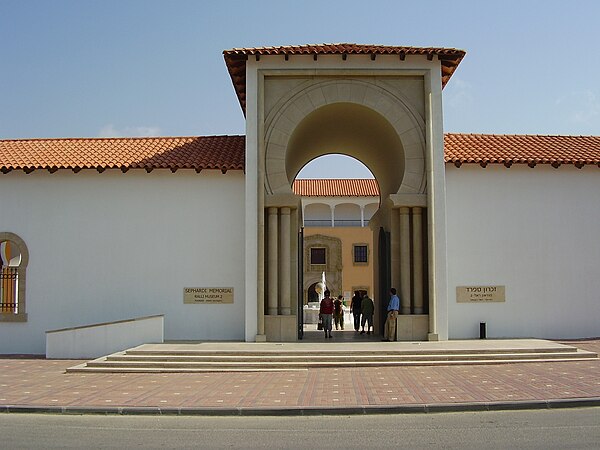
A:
264,78,426,199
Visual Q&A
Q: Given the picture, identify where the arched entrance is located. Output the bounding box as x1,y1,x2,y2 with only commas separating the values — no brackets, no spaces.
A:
306,282,321,304
256,75,439,342
224,44,461,343
295,155,381,337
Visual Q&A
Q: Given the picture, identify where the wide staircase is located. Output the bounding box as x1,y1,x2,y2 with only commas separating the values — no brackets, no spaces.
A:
67,339,598,373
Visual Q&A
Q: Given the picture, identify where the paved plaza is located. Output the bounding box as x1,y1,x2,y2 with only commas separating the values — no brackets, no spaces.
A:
0,339,598,415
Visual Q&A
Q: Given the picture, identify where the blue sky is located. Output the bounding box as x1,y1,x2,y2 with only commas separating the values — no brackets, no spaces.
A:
1,0,599,178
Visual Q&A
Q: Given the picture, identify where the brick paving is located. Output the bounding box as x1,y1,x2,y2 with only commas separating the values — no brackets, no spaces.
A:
0,339,598,412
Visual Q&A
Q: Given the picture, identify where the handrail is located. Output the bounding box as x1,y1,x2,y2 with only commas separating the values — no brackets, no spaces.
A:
46,314,164,334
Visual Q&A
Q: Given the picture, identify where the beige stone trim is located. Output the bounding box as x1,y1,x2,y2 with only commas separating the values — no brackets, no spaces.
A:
351,243,369,266
264,193,301,209
304,235,342,272
303,234,342,299
389,193,427,207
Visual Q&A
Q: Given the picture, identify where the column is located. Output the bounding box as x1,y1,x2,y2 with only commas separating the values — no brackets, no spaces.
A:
257,204,265,338
279,207,291,315
267,207,278,315
290,207,299,314
390,208,400,291
399,207,411,314
412,207,424,314
360,205,365,227
330,205,335,227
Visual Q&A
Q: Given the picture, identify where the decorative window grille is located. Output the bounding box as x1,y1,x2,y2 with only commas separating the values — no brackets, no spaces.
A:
353,244,368,263
310,247,326,265
0,266,18,313
0,234,27,320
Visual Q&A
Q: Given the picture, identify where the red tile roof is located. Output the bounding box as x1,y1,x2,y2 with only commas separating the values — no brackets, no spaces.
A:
223,43,466,113
1,133,599,174
444,133,600,168
0,136,245,174
293,179,379,196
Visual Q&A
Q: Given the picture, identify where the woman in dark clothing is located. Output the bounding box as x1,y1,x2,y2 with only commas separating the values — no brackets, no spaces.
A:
350,290,362,332
360,293,374,335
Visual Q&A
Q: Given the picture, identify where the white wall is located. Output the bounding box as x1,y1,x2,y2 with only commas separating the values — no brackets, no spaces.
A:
0,169,245,354
446,164,600,339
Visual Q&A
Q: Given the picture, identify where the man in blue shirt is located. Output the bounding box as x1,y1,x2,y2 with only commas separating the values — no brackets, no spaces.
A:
382,288,400,341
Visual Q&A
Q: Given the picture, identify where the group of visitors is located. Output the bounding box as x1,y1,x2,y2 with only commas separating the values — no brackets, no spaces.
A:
350,290,375,335
318,291,347,338
318,290,335,338
319,287,400,341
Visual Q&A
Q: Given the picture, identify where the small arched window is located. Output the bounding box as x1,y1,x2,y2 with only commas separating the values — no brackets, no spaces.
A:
0,232,28,322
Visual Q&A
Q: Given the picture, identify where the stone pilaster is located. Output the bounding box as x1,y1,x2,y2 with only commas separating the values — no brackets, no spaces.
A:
399,207,411,314
279,207,291,315
267,207,278,315
412,207,424,314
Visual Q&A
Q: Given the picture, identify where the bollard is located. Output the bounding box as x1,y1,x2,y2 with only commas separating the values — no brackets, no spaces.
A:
479,322,487,339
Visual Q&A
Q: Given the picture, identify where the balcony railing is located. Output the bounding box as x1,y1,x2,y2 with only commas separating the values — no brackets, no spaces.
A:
304,219,369,228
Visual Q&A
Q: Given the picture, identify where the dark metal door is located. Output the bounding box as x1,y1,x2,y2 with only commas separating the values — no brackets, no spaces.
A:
297,227,304,340
378,227,391,333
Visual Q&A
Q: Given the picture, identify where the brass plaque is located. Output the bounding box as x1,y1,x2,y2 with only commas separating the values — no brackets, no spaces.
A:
184,287,234,304
456,286,505,303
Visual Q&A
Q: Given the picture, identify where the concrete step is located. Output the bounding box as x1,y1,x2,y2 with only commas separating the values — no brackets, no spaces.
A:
67,355,598,373
123,346,580,356
67,348,598,373
102,350,596,364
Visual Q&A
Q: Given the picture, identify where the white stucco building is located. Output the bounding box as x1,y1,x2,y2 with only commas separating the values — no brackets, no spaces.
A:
1,43,599,354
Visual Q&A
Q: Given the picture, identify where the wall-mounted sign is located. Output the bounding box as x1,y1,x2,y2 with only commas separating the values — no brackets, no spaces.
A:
184,287,234,304
456,286,505,303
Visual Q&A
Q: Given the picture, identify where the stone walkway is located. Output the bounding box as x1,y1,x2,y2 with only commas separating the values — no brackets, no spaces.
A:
0,339,598,415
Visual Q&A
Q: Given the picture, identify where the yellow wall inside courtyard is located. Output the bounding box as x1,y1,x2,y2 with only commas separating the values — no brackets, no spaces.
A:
304,226,374,302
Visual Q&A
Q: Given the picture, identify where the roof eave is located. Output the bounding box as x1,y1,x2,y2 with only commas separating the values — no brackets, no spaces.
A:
223,45,466,115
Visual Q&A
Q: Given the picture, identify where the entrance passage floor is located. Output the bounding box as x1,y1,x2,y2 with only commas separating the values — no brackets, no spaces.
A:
301,325,381,342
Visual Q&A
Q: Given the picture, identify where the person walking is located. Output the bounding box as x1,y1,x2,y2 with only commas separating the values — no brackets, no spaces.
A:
319,289,334,338
360,293,374,335
382,288,400,341
350,290,362,332
333,295,345,330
